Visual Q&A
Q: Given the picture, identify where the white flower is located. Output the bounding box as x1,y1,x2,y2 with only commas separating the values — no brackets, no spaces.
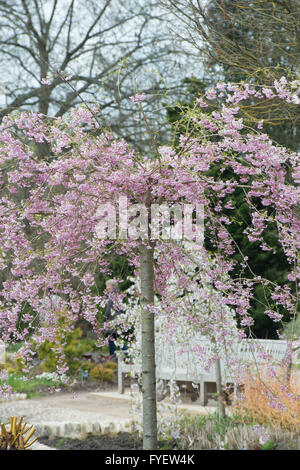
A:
41,77,51,86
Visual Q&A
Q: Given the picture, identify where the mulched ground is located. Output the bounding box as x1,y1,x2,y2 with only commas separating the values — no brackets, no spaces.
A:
40,433,173,450
35,373,135,398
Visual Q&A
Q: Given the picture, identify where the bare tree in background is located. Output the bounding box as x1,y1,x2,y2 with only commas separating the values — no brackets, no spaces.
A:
0,0,187,151
161,0,300,149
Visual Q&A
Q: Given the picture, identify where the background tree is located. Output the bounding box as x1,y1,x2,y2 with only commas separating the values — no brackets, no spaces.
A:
0,0,188,152
162,0,300,150
0,0,200,318
165,77,293,339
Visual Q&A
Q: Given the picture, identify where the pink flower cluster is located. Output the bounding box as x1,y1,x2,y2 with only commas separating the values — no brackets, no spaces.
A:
130,93,146,104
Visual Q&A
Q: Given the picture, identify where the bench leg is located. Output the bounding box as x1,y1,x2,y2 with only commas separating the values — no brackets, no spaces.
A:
199,381,208,406
233,383,238,400
118,371,125,394
118,356,125,394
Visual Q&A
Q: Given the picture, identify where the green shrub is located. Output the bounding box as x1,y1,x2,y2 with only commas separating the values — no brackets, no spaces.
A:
0,353,15,373
105,361,118,370
90,364,105,379
80,361,93,372
34,325,98,375
103,368,115,382
14,357,26,374
260,440,277,450
90,364,115,382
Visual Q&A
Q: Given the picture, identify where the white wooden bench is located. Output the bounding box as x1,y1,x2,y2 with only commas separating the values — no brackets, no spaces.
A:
117,338,288,405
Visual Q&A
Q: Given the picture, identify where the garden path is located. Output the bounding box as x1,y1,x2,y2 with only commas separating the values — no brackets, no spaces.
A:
0,388,217,448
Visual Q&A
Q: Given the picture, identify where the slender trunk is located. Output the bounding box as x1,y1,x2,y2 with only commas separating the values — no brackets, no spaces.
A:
210,298,226,421
285,344,293,385
139,242,157,450
215,358,226,421
285,361,292,385
36,45,51,160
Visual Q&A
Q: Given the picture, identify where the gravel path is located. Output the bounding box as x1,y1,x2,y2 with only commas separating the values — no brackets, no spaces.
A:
0,391,133,422
0,396,121,424
0,388,216,439
0,391,134,443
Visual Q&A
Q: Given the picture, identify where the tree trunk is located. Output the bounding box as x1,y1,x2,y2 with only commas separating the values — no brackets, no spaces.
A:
285,344,293,385
215,358,226,421
139,242,157,450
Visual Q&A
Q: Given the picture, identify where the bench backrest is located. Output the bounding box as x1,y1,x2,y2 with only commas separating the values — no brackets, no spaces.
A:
155,338,288,382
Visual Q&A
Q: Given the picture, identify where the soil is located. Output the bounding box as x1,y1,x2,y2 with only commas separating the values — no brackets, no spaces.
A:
35,374,134,397
64,377,119,393
40,433,173,450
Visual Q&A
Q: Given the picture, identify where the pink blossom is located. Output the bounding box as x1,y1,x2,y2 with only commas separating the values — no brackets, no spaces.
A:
130,93,146,104
41,77,51,86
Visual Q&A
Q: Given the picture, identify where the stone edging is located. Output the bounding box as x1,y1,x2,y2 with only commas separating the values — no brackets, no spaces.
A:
33,417,132,440
0,393,27,403
30,441,57,450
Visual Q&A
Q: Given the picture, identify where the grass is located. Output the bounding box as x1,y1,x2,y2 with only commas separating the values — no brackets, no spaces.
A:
5,341,25,353
52,438,67,449
3,373,61,398
176,410,300,450
179,411,242,437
